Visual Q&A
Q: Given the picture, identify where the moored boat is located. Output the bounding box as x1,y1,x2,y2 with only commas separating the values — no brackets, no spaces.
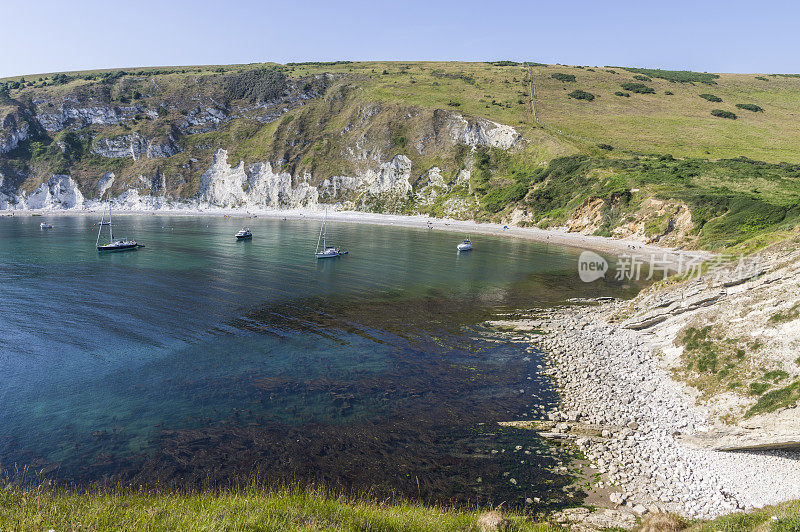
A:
40,222,53,229
457,237,473,251
235,228,253,240
315,208,348,259
96,192,143,252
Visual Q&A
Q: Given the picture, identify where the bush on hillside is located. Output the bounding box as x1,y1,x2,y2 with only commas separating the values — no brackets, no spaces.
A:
481,183,529,213
755,76,769,81
51,73,72,85
551,73,576,83
487,61,521,67
699,93,722,102
665,91,674,95
568,89,595,101
614,91,631,97
225,68,287,102
598,144,614,151
736,103,764,112
711,109,737,119
620,82,655,94
633,75,652,82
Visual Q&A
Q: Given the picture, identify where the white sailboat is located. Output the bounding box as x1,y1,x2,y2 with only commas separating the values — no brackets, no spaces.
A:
96,192,144,252
315,208,348,259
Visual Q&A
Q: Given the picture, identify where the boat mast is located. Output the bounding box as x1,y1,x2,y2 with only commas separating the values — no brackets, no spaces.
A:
96,192,106,247
316,208,326,253
322,207,327,249
108,192,113,243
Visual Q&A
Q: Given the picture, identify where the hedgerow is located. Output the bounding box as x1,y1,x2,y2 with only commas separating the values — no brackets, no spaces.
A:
616,67,719,84
551,73,576,83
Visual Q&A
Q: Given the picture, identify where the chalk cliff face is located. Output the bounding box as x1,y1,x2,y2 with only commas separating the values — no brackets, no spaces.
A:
24,175,85,210
37,105,151,132
0,111,30,154
449,114,523,150
195,149,413,210
0,67,527,216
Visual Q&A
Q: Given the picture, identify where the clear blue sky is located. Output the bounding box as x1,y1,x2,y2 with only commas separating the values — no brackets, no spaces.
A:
2,0,798,78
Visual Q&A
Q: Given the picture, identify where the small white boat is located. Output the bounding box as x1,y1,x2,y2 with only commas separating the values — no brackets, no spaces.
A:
457,237,473,251
315,208,348,259
40,222,53,229
235,228,252,240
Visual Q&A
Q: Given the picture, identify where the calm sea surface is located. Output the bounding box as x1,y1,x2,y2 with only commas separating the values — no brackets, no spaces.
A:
0,214,644,509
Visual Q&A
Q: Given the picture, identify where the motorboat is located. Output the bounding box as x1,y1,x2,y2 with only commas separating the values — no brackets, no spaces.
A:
235,228,252,240
40,222,53,229
457,237,473,251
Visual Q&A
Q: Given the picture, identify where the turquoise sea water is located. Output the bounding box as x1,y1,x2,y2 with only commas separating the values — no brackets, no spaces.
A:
0,214,644,508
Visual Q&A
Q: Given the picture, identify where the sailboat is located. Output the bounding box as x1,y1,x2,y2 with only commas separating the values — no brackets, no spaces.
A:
315,208,348,259
96,192,144,252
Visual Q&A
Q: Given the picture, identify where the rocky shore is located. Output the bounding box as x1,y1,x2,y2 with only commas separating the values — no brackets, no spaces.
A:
528,295,800,522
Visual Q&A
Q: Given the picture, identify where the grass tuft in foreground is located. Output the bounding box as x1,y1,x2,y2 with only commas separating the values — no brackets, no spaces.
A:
0,484,556,532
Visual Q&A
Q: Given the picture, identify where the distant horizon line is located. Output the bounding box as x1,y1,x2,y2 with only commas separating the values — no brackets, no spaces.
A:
2,59,797,81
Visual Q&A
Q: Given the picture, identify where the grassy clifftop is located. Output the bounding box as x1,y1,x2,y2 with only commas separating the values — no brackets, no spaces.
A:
3,483,799,531
0,484,554,532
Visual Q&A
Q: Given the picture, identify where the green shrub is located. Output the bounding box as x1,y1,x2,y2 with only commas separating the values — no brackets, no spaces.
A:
551,73,576,83
481,183,529,213
746,380,800,417
487,61,521,66
763,370,790,382
770,303,800,323
749,381,771,395
711,109,737,119
755,76,769,81
51,73,72,85
614,91,630,97
225,68,287,103
796,356,800,366
736,103,764,112
633,75,652,82
597,144,613,151
568,89,595,101
665,91,674,95
620,82,655,94
699,93,722,102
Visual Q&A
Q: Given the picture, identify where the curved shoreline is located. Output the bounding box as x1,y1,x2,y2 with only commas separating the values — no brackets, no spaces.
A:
3,206,708,265
527,301,800,522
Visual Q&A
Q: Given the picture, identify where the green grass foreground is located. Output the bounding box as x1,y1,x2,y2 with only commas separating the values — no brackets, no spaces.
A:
3,484,800,531
0,485,556,531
